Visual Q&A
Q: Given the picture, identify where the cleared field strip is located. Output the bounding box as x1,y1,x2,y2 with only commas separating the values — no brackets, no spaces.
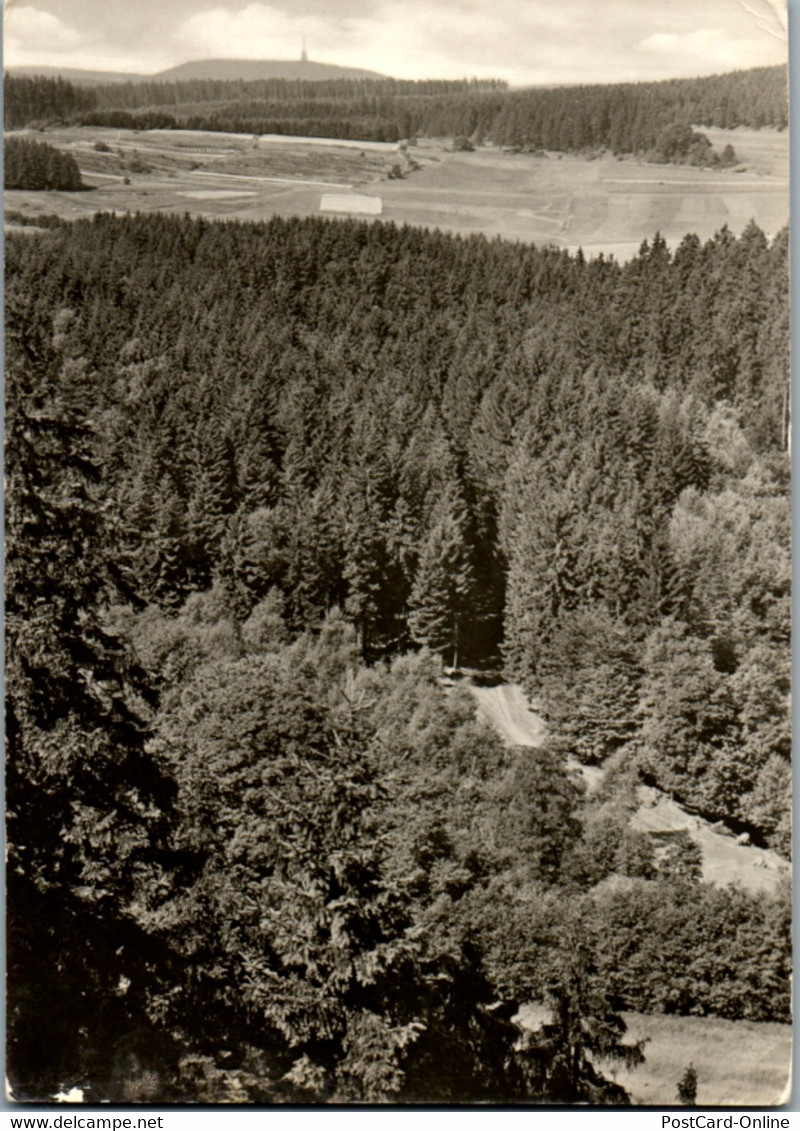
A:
148,127,269,144
4,223,52,235
631,791,788,893
178,190,257,200
189,168,350,189
383,185,570,203
258,133,400,152
320,193,382,215
141,149,244,158
515,210,561,225
602,177,787,187
471,683,547,748
471,683,604,792
514,1006,791,1107
79,169,125,180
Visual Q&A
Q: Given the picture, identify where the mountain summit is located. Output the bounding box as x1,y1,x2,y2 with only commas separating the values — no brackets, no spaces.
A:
155,58,387,82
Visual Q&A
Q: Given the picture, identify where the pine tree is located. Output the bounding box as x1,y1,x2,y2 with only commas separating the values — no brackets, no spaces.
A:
502,463,587,683
529,598,643,769
638,619,741,816
343,492,392,661
184,422,238,586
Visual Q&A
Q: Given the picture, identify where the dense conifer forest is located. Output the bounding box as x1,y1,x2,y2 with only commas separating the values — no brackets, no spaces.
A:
6,205,790,1102
5,64,786,149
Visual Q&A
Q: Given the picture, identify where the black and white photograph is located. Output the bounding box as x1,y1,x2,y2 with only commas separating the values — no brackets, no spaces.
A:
4,0,791,1109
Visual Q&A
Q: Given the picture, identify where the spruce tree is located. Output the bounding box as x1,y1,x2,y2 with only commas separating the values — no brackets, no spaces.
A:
516,911,645,1104
677,1064,698,1105
408,491,474,668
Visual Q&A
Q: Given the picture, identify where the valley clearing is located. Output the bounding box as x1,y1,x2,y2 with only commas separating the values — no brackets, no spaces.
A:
472,682,789,896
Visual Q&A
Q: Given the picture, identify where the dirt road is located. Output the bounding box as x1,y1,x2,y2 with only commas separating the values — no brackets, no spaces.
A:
471,682,605,792
471,682,547,747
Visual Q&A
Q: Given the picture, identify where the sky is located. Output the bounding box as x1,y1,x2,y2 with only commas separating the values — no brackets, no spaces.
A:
3,0,788,85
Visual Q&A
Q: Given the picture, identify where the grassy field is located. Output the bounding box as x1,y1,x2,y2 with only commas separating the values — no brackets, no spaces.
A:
5,125,788,260
381,131,788,256
514,1005,792,1107
612,1012,792,1107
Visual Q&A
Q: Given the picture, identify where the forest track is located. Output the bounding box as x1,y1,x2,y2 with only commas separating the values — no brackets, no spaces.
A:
471,682,789,895
470,682,546,748
471,682,604,792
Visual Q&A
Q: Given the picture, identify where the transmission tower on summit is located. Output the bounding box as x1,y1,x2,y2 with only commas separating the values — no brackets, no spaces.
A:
301,37,308,62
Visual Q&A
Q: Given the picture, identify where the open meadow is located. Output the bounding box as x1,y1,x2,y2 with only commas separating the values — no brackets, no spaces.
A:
5,124,788,259
513,1007,792,1107
613,1013,792,1107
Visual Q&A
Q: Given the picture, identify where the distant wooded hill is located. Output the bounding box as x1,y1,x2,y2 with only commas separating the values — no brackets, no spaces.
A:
7,58,388,85
6,65,150,84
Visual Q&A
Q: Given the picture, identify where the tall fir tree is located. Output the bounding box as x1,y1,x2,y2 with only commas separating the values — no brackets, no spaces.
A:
408,488,475,668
